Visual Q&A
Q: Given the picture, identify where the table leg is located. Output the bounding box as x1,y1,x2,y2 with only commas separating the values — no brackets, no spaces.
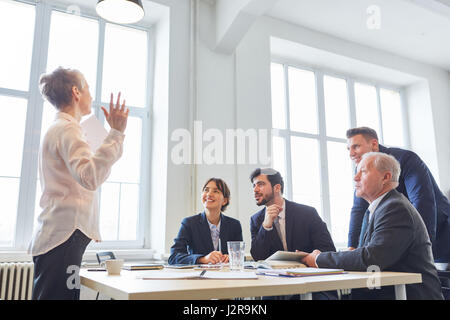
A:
394,284,407,300
300,292,312,300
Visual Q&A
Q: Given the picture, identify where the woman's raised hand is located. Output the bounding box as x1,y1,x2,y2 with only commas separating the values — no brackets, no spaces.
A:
101,92,129,133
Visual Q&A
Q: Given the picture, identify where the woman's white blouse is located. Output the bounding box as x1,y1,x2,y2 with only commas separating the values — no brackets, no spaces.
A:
28,112,125,256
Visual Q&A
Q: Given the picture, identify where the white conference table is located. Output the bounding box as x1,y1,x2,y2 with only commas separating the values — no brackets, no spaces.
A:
80,267,421,300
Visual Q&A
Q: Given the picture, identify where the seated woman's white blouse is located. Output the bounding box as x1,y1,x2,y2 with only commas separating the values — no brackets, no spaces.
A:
28,112,125,256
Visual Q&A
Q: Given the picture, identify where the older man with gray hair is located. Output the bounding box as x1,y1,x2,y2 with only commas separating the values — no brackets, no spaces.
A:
301,152,443,300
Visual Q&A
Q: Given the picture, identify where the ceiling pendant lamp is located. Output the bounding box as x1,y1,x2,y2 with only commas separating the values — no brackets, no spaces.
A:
96,0,145,24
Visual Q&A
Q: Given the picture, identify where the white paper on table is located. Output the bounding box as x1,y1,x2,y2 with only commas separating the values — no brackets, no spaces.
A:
137,271,258,280
80,115,108,152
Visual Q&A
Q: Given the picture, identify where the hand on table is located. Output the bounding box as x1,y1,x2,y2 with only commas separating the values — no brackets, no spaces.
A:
198,251,228,264
298,249,321,268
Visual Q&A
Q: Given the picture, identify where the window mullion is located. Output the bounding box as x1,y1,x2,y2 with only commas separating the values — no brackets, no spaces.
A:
400,88,411,148
376,86,384,144
93,19,106,121
116,182,122,240
283,64,293,201
315,71,331,225
140,29,154,248
347,79,357,175
14,1,52,250
0,88,29,99
347,79,357,128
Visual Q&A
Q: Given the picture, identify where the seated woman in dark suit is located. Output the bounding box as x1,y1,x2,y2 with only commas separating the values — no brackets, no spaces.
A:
169,178,243,265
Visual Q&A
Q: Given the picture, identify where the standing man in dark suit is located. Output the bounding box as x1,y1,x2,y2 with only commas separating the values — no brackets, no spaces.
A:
346,127,450,264
301,152,443,299
249,168,336,262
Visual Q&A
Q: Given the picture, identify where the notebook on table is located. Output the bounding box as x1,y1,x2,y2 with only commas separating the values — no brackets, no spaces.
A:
256,267,346,277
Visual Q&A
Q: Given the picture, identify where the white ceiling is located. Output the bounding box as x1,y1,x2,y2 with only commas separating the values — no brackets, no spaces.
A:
265,0,450,71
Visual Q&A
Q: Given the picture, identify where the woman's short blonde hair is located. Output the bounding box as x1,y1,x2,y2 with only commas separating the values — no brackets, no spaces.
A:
39,67,85,110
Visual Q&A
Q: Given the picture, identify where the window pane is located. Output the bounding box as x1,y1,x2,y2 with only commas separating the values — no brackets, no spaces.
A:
119,183,139,240
0,96,27,177
290,137,321,216
101,116,142,241
324,76,349,138
327,141,354,245
288,67,317,134
99,182,139,241
106,117,142,183
270,63,286,129
354,83,379,131
380,89,404,146
0,0,35,91
99,182,120,240
272,136,287,195
0,177,20,246
40,102,57,145
102,24,147,107
47,11,98,97
35,102,58,221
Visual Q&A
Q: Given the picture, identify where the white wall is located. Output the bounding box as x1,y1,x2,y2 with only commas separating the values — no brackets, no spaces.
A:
147,0,192,254
426,72,450,193
149,3,170,254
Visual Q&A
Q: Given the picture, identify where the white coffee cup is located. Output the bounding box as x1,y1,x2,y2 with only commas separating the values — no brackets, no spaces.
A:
105,259,124,275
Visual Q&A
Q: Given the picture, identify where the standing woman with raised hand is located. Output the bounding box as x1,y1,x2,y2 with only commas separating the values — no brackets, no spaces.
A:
29,67,129,300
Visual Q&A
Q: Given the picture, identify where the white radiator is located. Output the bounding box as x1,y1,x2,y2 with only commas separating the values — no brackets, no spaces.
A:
0,262,34,300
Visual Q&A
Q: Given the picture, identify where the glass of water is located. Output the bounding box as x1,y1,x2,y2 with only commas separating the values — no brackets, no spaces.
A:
227,241,245,271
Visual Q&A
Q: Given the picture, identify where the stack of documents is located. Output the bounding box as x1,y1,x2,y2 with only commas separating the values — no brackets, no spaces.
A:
262,260,306,269
138,270,258,280
164,264,197,269
194,263,229,269
122,263,164,271
256,267,345,277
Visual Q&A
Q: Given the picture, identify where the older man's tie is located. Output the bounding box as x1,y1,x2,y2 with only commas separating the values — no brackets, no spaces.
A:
358,209,370,248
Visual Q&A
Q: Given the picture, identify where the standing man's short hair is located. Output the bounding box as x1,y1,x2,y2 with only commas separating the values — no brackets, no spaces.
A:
249,168,284,194
346,127,379,141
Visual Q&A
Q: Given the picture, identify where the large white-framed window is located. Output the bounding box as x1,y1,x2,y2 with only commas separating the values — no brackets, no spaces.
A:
270,60,409,247
0,0,153,251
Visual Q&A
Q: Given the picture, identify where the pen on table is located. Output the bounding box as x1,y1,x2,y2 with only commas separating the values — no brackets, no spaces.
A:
218,238,225,264
87,268,106,272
